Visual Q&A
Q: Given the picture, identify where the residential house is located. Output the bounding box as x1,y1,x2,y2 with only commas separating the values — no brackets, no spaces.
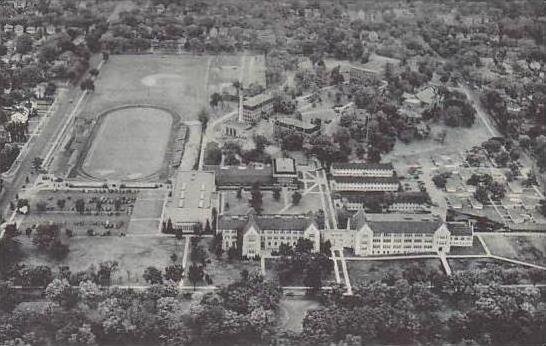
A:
217,214,320,258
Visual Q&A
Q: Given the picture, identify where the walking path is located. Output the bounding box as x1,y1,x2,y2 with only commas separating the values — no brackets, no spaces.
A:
338,250,353,295
330,249,341,284
438,252,452,276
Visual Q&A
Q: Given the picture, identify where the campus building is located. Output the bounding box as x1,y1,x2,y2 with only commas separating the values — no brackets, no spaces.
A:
217,214,320,258
323,212,474,256
165,171,218,232
349,66,379,83
240,93,274,123
333,191,432,213
330,176,400,192
273,117,321,137
330,162,394,177
272,158,298,186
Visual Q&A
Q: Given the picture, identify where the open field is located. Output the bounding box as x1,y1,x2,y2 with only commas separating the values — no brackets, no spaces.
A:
20,235,185,285
347,259,444,284
222,190,286,215
82,106,174,180
448,257,527,272
482,235,546,267
80,55,210,119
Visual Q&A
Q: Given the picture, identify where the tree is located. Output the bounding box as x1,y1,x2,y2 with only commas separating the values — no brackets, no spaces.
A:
210,92,222,108
75,199,85,214
236,187,243,199
45,279,78,308
164,264,184,282
190,245,208,266
204,219,212,234
89,68,99,77
80,78,95,91
292,191,302,205
188,264,204,290
249,182,263,214
198,109,209,131
143,266,163,284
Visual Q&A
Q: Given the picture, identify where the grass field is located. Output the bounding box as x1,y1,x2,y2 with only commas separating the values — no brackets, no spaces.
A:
21,236,185,285
347,259,444,284
277,297,321,332
482,235,546,267
82,106,173,180
448,257,521,272
81,55,210,119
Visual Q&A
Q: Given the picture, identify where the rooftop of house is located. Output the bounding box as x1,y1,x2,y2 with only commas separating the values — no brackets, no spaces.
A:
218,214,316,233
274,158,296,175
331,162,394,171
415,86,439,105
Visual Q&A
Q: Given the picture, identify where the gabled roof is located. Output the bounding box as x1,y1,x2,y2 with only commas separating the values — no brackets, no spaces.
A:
350,213,443,234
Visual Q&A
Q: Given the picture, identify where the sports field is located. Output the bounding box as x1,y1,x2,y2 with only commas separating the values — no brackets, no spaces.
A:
82,106,173,180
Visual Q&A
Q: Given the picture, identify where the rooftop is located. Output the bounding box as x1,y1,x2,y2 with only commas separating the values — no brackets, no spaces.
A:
218,214,316,233
332,176,400,184
331,162,394,171
447,222,473,236
275,117,319,130
274,158,296,174
203,164,273,186
166,171,216,224
352,213,444,234
243,93,274,109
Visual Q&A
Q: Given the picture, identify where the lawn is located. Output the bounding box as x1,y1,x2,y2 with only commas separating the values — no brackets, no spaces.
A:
482,235,546,267
81,55,210,120
82,106,173,180
20,235,185,285
264,258,336,286
222,190,286,215
448,257,521,272
347,259,444,284
190,238,262,287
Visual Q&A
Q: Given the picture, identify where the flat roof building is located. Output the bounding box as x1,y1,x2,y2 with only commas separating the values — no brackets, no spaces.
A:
165,171,217,231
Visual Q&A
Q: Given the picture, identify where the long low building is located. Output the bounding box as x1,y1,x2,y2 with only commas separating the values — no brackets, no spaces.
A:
331,176,400,192
217,214,320,258
273,117,321,137
323,212,474,256
331,162,394,177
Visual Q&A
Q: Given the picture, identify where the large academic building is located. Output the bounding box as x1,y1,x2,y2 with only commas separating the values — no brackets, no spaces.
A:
217,214,320,258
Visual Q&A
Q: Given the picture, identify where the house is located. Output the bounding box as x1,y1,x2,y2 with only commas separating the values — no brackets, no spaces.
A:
14,25,24,36
45,25,56,35
323,212,472,256
273,117,320,137
3,24,14,33
330,162,394,177
217,214,320,258
272,158,297,186
331,176,400,192
164,171,217,232
240,93,274,123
